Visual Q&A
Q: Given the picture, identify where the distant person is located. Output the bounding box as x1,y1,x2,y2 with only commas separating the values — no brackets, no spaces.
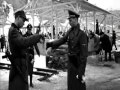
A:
24,24,40,87
1,35,5,52
106,30,112,44
112,30,117,50
88,31,95,54
88,32,101,55
96,19,99,35
99,32,112,61
58,31,63,38
106,30,110,38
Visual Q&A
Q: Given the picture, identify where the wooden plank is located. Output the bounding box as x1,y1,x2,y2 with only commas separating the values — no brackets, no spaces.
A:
0,63,58,76
33,71,50,76
0,63,11,66
0,63,58,74
35,67,58,74
37,73,54,81
0,66,10,70
0,65,54,76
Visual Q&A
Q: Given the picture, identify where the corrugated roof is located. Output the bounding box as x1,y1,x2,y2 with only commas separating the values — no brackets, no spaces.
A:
79,1,111,14
0,0,111,26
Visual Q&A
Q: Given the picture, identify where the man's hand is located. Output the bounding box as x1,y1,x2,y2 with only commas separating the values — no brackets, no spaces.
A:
37,52,40,57
46,42,52,49
39,34,45,43
31,59,35,64
46,47,52,55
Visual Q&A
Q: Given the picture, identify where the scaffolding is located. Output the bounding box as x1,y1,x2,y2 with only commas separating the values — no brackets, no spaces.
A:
0,0,116,37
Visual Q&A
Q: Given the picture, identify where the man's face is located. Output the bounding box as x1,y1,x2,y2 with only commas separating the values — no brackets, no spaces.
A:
18,16,26,28
69,17,78,27
27,28,32,33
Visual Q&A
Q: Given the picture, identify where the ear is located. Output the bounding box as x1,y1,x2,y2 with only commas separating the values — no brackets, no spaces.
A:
16,16,20,21
76,18,78,21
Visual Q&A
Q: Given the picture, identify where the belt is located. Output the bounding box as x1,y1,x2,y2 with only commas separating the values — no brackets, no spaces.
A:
12,54,27,58
68,53,76,55
68,52,79,55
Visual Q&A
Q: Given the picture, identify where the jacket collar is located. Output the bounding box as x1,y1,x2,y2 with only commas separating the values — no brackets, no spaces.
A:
71,23,80,30
11,23,20,30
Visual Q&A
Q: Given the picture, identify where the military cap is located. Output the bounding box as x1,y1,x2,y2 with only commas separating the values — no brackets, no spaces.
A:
99,32,104,35
68,10,80,19
14,10,28,21
27,24,32,29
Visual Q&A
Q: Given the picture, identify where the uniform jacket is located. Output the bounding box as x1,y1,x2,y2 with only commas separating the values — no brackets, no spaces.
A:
24,31,40,57
112,32,116,44
24,31,40,75
8,23,41,90
51,24,88,90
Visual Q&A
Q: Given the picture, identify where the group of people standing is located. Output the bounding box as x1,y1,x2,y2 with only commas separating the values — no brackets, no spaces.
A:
7,9,117,90
88,29,117,62
7,9,88,90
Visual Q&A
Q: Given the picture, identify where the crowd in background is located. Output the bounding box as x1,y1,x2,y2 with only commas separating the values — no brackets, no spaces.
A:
87,29,117,62
0,26,118,62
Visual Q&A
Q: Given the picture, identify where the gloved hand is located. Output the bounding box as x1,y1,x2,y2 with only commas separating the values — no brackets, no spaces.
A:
46,42,53,49
76,75,85,83
31,59,35,64
29,54,34,60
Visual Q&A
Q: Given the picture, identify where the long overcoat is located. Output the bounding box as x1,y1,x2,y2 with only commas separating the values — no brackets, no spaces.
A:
50,24,88,90
8,23,41,90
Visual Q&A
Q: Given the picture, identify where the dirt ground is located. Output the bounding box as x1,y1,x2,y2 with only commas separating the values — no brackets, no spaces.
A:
1,56,120,90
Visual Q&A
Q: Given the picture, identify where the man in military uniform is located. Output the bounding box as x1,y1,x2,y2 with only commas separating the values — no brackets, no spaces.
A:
112,30,117,50
8,10,44,90
47,10,88,90
24,24,40,87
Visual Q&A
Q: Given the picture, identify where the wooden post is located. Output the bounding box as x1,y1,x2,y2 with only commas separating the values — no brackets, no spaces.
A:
111,16,113,32
103,14,107,33
93,11,96,33
86,12,88,31
3,18,5,35
55,19,59,39
32,11,35,33
51,1,54,39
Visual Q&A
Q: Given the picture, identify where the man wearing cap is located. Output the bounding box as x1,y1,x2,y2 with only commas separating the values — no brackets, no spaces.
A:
8,10,44,90
46,10,88,90
24,24,40,87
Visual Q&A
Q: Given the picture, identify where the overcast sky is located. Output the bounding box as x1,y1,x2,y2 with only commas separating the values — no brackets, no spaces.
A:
89,0,120,10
